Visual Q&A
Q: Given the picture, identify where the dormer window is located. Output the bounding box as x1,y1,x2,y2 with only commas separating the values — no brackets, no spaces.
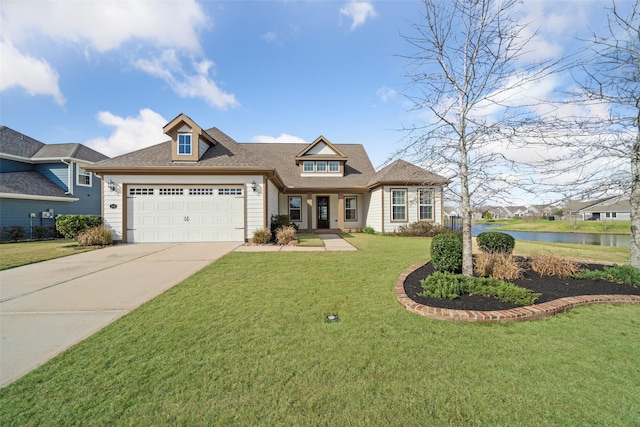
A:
329,161,340,172
316,161,327,172
303,161,314,172
178,133,192,155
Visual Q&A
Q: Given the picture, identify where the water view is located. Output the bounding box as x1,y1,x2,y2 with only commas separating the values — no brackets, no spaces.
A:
472,223,631,247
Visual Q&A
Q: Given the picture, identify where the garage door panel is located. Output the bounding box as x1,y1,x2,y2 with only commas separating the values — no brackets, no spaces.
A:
127,185,245,243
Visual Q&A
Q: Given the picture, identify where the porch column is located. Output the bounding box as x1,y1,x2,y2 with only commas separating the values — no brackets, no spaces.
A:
338,193,344,230
306,193,313,230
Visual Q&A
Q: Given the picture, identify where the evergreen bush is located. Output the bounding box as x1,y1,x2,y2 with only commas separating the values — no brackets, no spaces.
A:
430,232,463,273
476,231,515,254
55,215,102,239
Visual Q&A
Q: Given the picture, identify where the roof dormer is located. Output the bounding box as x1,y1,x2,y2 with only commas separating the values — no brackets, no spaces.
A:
164,114,217,162
295,136,348,177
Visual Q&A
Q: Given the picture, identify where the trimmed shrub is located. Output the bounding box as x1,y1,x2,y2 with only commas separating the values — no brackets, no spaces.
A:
33,225,50,240
76,226,113,246
270,215,299,233
430,232,463,273
570,265,640,286
419,272,540,306
56,215,102,239
530,253,580,277
476,231,515,254
276,225,297,246
252,228,272,244
397,221,451,237
474,252,522,280
363,225,375,234
5,225,25,242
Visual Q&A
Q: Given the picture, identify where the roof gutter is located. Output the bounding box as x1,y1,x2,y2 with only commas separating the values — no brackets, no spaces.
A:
0,193,79,202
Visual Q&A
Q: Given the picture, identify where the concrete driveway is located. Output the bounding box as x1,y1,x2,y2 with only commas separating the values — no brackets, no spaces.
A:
0,242,239,387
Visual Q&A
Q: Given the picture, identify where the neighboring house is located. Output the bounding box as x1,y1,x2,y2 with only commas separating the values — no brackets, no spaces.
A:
503,206,529,218
0,126,109,236
443,206,459,217
562,198,610,221
86,114,450,243
529,204,555,218
579,196,631,221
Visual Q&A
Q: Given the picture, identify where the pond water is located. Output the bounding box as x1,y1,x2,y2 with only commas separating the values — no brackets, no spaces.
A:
472,223,631,247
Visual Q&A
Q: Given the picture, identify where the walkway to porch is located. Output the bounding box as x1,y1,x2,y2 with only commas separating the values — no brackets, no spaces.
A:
234,233,356,252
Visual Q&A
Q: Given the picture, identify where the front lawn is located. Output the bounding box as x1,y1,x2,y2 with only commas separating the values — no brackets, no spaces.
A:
0,240,94,270
1,234,638,425
297,232,325,247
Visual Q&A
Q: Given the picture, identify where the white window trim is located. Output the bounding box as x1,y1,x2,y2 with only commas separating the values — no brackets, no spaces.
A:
418,188,434,221
391,189,407,222
303,161,314,172
178,133,192,156
329,161,340,172
289,196,302,222
345,196,357,222
76,164,92,187
315,161,327,172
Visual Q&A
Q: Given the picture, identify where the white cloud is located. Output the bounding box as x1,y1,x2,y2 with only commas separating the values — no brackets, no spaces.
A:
340,1,377,31
84,109,168,157
376,87,396,103
0,40,65,105
0,0,236,108
134,50,239,110
251,134,309,144
1,0,208,53
261,32,279,44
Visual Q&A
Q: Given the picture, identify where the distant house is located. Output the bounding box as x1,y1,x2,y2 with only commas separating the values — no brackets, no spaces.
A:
0,126,109,237
86,114,451,243
563,198,610,221
579,196,631,221
443,206,459,217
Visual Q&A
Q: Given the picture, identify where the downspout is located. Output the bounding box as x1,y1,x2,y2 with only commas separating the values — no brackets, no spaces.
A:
61,159,73,195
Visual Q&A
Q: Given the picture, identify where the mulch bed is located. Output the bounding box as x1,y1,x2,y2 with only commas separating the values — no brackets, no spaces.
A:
404,259,640,311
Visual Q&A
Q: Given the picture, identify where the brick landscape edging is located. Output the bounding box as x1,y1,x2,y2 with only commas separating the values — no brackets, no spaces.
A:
396,262,640,322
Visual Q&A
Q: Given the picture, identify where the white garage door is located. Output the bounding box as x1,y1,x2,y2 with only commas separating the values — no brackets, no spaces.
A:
127,185,245,242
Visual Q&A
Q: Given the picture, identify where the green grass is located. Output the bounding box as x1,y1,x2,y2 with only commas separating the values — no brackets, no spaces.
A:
1,234,638,425
480,218,631,234
514,240,630,264
0,240,94,270
297,232,325,247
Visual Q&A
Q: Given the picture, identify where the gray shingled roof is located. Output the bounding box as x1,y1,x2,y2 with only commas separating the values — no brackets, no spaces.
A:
0,126,45,158
368,159,450,187
89,127,449,190
0,126,109,162
0,171,75,198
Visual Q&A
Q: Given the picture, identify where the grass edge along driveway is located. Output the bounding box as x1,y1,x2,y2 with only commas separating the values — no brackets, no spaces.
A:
0,240,94,271
1,234,638,426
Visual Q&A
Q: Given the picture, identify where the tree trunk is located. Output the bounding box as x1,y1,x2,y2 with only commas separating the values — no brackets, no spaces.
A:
630,122,640,268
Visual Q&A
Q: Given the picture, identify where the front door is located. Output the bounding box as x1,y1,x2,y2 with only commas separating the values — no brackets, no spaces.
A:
317,196,329,229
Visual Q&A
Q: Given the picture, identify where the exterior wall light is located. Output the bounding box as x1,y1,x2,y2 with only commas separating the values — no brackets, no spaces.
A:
251,180,257,192
108,180,116,192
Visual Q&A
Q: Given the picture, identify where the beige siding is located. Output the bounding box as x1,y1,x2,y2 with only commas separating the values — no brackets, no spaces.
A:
267,180,279,226
366,187,383,232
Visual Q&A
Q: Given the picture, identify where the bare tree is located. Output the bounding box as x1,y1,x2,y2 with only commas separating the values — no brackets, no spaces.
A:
571,1,639,267
527,1,639,267
397,0,559,276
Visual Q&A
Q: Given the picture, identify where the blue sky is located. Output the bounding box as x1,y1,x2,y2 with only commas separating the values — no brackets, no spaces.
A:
1,0,629,203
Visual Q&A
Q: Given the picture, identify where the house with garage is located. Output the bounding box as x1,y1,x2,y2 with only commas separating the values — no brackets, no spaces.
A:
578,196,631,221
0,126,109,238
86,114,450,243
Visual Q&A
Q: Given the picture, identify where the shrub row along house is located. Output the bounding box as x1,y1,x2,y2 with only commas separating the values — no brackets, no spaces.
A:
0,126,108,239
86,114,450,243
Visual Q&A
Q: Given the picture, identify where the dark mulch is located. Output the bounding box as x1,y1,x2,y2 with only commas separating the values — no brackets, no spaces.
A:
403,260,640,311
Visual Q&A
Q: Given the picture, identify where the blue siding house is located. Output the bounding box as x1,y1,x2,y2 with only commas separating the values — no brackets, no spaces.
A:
0,126,109,238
